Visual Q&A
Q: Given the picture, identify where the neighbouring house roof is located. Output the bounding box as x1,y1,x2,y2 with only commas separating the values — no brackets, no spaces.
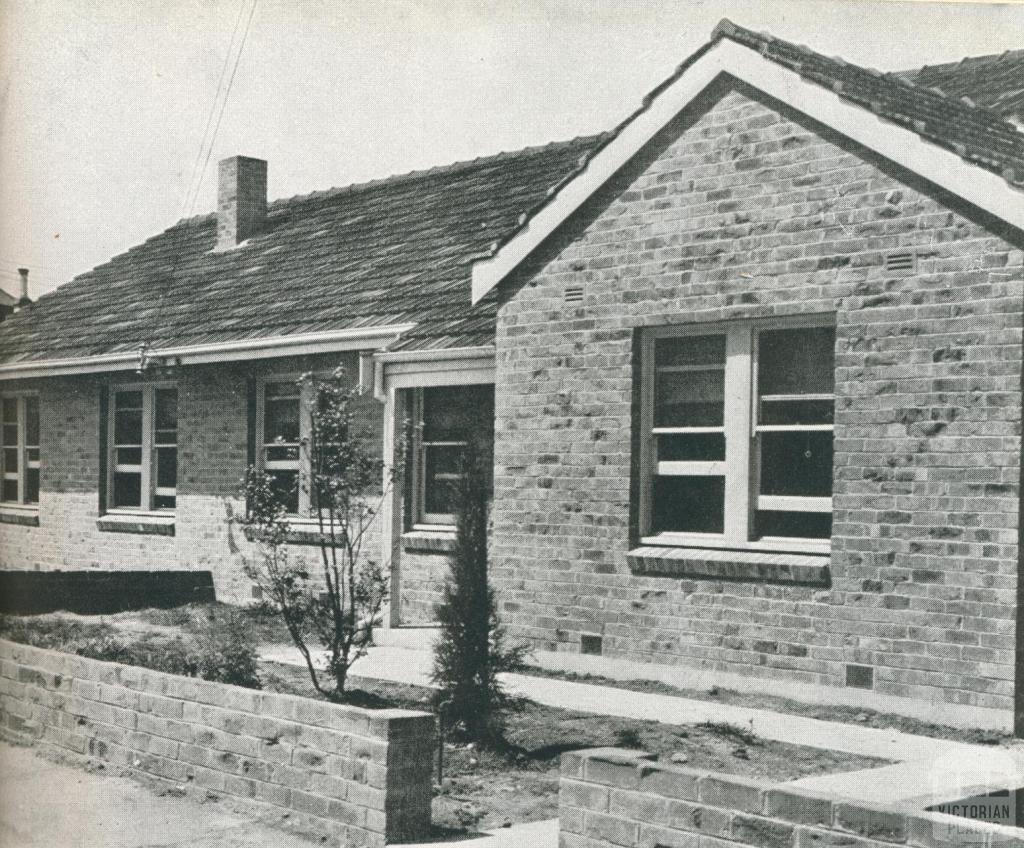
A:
471,19,1024,301
4,21,1023,372
0,134,603,371
0,289,16,308
898,49,1024,125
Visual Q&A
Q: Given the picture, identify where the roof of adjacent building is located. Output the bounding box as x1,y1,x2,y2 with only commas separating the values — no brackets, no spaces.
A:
0,135,603,366
2,21,1021,369
0,289,16,308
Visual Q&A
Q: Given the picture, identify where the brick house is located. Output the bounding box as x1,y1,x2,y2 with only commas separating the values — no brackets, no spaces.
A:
2,22,1022,730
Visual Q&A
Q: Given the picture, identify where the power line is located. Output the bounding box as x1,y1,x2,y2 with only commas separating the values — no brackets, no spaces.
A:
185,0,259,218
179,0,249,220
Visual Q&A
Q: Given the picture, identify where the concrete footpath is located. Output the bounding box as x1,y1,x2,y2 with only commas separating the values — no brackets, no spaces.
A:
0,742,320,848
265,642,1024,810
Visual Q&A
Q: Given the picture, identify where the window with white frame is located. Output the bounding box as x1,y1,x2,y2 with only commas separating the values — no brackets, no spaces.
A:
639,319,835,550
1,394,40,507
259,380,305,515
411,384,494,527
109,386,177,510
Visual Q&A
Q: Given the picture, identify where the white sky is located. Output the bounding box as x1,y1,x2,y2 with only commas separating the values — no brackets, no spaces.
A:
1,0,1022,298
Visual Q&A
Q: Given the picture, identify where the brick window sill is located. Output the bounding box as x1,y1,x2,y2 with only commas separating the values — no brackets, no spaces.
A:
97,512,175,537
244,519,351,547
401,530,456,554
627,546,830,587
0,508,40,527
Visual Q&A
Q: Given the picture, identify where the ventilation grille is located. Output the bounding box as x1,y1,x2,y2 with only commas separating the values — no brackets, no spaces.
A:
580,634,603,656
564,286,585,304
845,664,875,689
884,251,916,273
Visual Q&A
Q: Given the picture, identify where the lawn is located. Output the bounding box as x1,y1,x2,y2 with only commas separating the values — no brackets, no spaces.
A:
0,603,890,834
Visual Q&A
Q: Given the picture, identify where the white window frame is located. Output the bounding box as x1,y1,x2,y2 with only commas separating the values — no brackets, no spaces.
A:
0,391,40,509
409,388,469,529
256,376,312,517
638,316,835,555
107,383,177,513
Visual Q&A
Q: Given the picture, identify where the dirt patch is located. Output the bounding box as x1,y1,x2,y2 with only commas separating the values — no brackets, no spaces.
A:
260,661,887,832
516,665,1012,747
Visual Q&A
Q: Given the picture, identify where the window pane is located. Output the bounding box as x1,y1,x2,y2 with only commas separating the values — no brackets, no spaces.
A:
756,511,831,539
3,448,17,473
116,447,142,466
758,327,835,396
264,396,300,443
1,480,16,502
1,398,17,424
760,398,834,426
114,409,143,446
25,398,39,446
655,335,725,368
154,494,176,510
115,390,143,410
425,444,464,515
657,433,725,462
651,476,725,534
113,472,142,507
422,384,494,441
25,468,39,504
2,424,17,448
654,369,724,427
268,470,299,514
156,448,177,489
266,445,299,462
759,432,833,497
155,389,177,446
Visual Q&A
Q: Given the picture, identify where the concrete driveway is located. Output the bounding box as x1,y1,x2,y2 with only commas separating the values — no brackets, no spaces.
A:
0,742,320,848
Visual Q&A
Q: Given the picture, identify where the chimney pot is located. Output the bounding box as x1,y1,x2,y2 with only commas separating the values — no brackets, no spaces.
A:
216,156,267,250
17,268,30,305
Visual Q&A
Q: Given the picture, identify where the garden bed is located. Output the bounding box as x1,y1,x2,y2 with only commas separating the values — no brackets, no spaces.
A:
0,607,890,834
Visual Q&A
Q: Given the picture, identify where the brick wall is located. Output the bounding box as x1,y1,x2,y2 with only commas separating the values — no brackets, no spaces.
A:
0,353,383,605
560,747,1019,848
492,83,1023,719
0,638,433,847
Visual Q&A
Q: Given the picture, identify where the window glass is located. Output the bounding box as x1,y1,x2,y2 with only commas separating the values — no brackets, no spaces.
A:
25,398,39,447
654,335,725,428
424,444,463,515
756,511,832,539
114,391,143,446
268,470,299,515
113,472,142,508
652,476,725,534
758,327,835,396
264,383,300,444
759,432,833,498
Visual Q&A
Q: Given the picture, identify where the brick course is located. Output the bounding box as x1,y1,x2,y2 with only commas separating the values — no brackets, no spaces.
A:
0,353,383,605
560,748,1020,848
492,84,1023,719
0,638,433,846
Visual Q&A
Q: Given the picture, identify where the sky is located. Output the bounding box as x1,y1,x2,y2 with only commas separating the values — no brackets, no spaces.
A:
1,0,1023,299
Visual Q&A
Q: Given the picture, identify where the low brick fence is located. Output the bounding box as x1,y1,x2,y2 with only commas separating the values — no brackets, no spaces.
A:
561,747,1021,848
0,569,216,614
0,639,433,847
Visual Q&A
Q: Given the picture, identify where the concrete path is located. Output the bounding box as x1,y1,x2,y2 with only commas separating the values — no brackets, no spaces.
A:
264,643,993,763
0,742,320,848
264,642,1024,812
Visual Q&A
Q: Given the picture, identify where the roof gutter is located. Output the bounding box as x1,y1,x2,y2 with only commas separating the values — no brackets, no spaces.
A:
0,324,417,381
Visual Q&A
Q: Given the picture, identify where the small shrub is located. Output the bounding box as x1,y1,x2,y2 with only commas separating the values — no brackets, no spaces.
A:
614,727,644,748
699,720,759,746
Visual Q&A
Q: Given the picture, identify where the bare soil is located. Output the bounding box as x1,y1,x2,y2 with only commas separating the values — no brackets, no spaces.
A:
260,662,886,832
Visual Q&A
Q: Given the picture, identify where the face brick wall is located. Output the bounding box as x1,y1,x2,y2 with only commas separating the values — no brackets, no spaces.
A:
0,353,384,605
492,84,1023,719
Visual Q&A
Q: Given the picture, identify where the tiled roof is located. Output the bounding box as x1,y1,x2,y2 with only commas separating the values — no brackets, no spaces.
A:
0,135,603,367
711,20,1024,188
900,50,1024,124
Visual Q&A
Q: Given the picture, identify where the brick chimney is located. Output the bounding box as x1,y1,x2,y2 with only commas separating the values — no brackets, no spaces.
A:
17,268,30,306
216,156,267,250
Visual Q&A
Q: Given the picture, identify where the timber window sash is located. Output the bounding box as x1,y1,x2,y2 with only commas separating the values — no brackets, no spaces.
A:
257,378,309,516
1,393,40,507
410,384,494,528
639,318,835,552
108,384,177,511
